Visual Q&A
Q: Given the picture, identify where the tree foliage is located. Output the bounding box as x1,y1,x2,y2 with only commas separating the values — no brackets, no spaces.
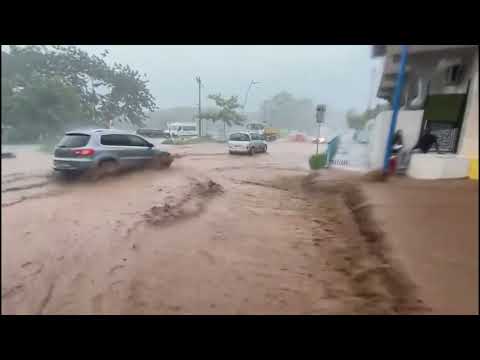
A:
200,94,245,137
346,104,390,130
259,91,314,131
2,45,156,142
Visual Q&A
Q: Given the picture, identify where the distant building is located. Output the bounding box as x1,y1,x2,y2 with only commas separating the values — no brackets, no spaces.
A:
371,45,478,179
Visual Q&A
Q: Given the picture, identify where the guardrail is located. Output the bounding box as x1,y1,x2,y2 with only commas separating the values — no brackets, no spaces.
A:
326,136,340,168
330,159,349,166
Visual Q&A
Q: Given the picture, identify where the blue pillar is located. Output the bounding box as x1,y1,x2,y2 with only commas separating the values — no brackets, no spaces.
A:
383,45,409,173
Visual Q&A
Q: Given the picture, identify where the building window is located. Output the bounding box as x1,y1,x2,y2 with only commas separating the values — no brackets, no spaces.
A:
444,64,464,85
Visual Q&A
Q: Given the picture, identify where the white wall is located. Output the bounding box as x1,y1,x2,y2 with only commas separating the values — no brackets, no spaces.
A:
458,48,479,159
407,153,470,179
368,110,424,169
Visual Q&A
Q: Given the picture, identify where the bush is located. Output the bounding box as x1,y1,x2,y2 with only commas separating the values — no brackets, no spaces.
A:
309,153,327,170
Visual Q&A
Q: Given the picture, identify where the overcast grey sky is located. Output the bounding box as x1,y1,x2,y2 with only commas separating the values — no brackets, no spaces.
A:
78,45,384,114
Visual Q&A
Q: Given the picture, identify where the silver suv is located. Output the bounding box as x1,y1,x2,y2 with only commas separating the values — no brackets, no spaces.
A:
53,129,173,179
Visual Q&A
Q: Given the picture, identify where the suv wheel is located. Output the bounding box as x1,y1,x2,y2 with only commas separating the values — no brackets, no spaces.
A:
152,153,173,169
89,160,118,181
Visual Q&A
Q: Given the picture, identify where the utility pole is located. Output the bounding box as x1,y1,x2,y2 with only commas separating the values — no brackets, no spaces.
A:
196,76,202,137
383,45,408,174
243,80,259,116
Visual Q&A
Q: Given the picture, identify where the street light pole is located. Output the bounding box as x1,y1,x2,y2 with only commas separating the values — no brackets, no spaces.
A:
316,122,321,155
243,80,259,115
316,105,326,155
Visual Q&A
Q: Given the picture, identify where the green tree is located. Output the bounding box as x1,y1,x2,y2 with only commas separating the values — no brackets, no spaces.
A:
5,77,86,142
2,45,157,142
202,94,245,138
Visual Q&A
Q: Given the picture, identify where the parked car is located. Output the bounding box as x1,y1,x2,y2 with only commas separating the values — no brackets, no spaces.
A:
53,129,173,179
312,137,326,144
288,131,307,142
228,131,267,155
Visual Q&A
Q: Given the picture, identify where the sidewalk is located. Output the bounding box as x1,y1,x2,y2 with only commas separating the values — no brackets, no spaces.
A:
361,177,478,314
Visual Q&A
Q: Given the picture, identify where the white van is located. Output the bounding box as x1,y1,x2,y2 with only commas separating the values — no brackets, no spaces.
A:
167,122,198,137
245,123,265,135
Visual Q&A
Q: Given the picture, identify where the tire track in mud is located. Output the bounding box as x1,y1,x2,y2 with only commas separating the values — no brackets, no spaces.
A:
2,173,52,185
1,172,80,207
2,180,51,193
1,189,66,208
2,284,25,301
37,282,55,315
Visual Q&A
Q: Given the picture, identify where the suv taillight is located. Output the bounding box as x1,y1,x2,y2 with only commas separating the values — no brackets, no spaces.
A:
74,148,95,157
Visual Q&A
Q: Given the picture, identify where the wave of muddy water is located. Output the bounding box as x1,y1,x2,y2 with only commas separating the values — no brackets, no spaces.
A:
2,142,422,314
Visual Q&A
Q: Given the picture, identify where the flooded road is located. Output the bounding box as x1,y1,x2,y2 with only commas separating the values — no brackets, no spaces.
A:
2,140,412,314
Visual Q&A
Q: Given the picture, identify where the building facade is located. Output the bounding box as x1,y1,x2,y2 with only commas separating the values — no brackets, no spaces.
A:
372,45,478,179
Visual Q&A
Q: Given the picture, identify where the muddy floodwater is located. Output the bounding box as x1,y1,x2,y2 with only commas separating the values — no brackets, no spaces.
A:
2,140,424,315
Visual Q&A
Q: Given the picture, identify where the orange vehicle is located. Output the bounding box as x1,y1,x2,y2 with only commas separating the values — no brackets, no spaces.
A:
245,123,279,142
264,127,280,141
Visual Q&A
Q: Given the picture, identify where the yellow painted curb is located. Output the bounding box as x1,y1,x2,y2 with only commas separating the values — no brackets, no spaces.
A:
469,159,478,180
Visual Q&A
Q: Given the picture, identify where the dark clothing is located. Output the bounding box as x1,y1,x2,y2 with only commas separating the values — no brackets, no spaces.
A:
413,133,439,153
391,131,404,155
392,132,403,147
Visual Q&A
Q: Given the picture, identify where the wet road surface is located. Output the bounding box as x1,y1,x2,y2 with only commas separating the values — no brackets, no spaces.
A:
2,141,419,314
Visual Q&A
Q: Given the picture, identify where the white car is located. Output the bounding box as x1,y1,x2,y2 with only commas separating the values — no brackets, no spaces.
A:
228,131,267,155
245,123,265,136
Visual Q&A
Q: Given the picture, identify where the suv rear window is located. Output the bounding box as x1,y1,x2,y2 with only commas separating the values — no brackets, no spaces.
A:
57,134,90,148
